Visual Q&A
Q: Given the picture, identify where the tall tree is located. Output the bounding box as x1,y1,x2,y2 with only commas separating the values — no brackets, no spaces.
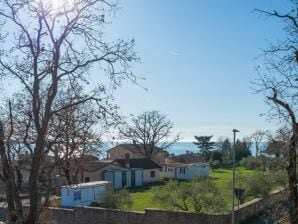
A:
0,0,138,223
253,1,298,221
234,139,251,162
265,128,290,157
119,111,179,159
193,135,215,161
217,137,232,163
250,130,266,156
49,87,106,185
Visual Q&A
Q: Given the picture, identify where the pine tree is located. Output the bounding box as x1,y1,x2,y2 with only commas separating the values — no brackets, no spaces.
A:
193,135,215,161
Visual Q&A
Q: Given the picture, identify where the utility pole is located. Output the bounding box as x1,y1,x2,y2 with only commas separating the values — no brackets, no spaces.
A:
232,129,239,224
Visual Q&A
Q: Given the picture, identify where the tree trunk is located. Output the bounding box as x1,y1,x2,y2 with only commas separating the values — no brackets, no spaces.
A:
0,121,24,223
27,136,45,224
63,167,72,185
287,124,298,223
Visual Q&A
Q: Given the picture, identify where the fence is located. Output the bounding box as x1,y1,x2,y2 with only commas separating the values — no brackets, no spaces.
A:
0,188,287,224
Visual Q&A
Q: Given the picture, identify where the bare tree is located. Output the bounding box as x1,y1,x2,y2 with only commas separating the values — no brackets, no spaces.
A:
0,102,25,223
0,0,139,222
119,111,179,159
250,130,266,156
253,1,298,221
49,86,114,185
265,128,290,158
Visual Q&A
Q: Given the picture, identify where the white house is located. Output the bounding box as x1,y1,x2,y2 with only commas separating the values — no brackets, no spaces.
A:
160,162,209,180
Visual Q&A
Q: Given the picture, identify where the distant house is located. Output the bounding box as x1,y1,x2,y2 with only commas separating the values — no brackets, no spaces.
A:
160,162,209,180
83,158,161,186
114,158,161,184
107,144,167,165
165,152,203,164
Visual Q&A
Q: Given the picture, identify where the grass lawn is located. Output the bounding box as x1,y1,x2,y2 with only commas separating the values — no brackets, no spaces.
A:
129,167,257,212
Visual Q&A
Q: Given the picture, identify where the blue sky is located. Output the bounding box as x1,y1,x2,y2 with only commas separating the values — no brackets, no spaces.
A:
1,0,291,142
98,0,292,141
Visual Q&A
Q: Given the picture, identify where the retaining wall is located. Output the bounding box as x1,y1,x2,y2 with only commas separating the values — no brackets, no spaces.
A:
0,188,287,224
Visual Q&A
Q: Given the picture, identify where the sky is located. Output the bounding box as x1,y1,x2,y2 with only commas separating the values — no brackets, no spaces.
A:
97,0,292,141
0,0,292,142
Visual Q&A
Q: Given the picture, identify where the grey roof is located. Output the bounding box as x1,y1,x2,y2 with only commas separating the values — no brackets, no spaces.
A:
83,160,116,172
163,162,209,168
108,144,166,154
114,158,162,169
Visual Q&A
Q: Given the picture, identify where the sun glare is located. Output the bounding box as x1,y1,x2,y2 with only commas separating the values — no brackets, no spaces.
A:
49,0,72,11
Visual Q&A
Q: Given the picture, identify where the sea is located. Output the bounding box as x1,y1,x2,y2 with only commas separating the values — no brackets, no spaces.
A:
100,142,262,157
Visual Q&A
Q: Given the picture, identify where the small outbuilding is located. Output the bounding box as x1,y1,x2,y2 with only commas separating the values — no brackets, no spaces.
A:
114,158,162,184
160,162,210,180
61,181,111,207
104,168,143,189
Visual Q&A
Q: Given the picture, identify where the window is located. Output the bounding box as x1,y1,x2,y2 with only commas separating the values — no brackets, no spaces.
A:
85,177,90,182
125,153,130,159
150,171,155,178
180,168,186,174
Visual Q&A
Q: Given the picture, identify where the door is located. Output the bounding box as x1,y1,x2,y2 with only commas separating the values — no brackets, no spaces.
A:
131,170,135,187
122,171,127,188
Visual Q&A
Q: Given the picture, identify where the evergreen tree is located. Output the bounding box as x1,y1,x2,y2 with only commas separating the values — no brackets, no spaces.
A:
235,139,251,161
193,135,215,161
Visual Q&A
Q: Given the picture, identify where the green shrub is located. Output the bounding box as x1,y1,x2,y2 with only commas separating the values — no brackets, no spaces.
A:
152,178,227,213
245,172,273,198
210,160,221,168
239,156,263,170
100,189,133,210
271,170,287,187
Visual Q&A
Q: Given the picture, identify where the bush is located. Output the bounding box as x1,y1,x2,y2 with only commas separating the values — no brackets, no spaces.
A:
99,189,133,210
245,172,274,198
266,158,287,172
210,160,221,168
152,178,227,213
240,156,287,172
239,156,263,170
271,170,288,187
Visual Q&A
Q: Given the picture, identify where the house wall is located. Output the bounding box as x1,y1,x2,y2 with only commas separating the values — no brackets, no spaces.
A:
107,146,166,165
151,152,167,165
135,170,143,186
61,183,110,207
103,171,114,185
107,146,143,159
175,167,189,180
143,169,160,183
175,165,210,180
104,169,143,189
160,166,175,179
82,164,121,183
197,165,209,177
126,170,132,188
113,171,122,189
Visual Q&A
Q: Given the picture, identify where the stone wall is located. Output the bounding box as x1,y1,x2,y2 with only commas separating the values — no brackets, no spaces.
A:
0,188,287,224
